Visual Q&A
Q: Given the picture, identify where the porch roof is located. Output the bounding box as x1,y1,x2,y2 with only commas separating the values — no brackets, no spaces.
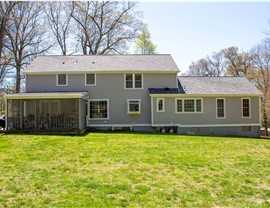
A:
5,92,89,100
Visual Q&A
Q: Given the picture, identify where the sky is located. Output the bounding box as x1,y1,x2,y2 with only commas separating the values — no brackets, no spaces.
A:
137,2,270,74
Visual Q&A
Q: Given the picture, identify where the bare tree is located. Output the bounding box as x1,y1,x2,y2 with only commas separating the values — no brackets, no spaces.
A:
5,2,54,93
0,1,17,85
250,41,270,136
43,2,74,55
71,1,142,55
187,58,211,76
187,51,225,76
223,46,254,78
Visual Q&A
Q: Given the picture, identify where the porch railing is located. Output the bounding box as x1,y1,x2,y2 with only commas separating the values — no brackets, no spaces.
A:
7,115,79,130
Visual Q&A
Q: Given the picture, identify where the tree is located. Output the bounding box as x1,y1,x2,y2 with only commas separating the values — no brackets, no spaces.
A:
135,24,157,54
250,41,270,136
223,46,254,78
43,2,74,55
0,1,17,85
5,2,54,93
186,51,225,76
71,1,142,55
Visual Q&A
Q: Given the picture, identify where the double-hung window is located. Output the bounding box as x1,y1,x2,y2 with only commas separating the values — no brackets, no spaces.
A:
85,74,96,86
127,99,141,114
176,98,203,113
156,98,165,112
125,74,143,89
216,98,225,119
57,74,68,86
89,100,109,120
242,98,251,118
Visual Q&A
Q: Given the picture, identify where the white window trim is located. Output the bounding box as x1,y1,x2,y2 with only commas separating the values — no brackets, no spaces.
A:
156,98,165,112
127,99,141,114
124,73,143,90
85,73,96,86
241,97,251,118
88,99,110,120
216,98,226,119
175,98,203,114
56,74,68,86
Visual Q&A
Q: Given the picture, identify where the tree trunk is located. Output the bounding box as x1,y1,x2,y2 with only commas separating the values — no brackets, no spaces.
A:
15,64,21,93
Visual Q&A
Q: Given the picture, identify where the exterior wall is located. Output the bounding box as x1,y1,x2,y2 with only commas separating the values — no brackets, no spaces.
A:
152,96,260,126
26,73,177,92
87,73,177,125
26,73,177,126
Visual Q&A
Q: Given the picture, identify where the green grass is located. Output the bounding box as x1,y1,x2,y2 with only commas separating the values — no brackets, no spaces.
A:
0,132,270,207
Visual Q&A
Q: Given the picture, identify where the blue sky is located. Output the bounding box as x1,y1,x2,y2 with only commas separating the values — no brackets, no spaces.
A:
137,2,270,73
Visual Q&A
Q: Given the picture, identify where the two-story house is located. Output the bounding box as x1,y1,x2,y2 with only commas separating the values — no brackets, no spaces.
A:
5,55,261,136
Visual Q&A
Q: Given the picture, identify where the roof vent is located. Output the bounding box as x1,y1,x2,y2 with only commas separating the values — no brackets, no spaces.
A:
62,62,65,64
92,61,95,64
75,60,78,64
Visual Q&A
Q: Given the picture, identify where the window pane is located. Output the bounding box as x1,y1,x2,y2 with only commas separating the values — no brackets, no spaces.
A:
158,99,163,111
217,99,224,118
184,99,195,112
177,100,182,112
58,74,66,85
86,74,95,85
128,100,140,113
135,74,142,88
126,74,133,88
90,101,108,119
196,99,202,112
242,99,250,117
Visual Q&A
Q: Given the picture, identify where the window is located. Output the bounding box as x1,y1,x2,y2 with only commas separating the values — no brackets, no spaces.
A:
175,98,202,113
127,99,141,114
242,98,251,118
125,74,143,89
216,98,225,119
156,98,165,112
57,74,67,86
89,100,109,119
85,74,96,86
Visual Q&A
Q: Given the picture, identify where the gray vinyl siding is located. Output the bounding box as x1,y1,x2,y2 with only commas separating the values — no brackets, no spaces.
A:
152,96,260,125
87,73,177,125
26,73,177,92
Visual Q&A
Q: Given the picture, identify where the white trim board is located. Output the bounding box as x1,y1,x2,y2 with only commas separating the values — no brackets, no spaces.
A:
152,123,261,127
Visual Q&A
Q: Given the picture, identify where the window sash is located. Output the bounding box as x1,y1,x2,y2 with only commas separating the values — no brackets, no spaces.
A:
125,74,142,89
128,100,141,114
89,101,108,119
242,99,250,117
217,99,225,118
176,99,202,113
125,74,133,89
86,74,95,85
57,74,67,85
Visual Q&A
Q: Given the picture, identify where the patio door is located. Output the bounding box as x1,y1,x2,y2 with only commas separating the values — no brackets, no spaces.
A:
40,100,50,117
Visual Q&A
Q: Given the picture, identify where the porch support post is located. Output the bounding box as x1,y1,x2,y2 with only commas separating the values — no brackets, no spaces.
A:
5,98,8,130
20,100,23,129
79,99,82,130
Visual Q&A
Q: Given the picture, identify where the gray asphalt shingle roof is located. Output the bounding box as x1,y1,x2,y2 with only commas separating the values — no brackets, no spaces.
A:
24,54,179,73
178,76,261,95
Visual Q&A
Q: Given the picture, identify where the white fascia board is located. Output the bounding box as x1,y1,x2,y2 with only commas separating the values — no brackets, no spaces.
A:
5,93,88,100
152,123,261,127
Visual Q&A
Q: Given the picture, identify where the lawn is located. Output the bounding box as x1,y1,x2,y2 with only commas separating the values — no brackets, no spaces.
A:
0,133,270,207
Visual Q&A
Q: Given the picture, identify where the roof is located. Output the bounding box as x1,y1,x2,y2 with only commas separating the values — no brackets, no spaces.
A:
148,88,182,94
178,76,261,95
6,92,89,100
24,54,179,74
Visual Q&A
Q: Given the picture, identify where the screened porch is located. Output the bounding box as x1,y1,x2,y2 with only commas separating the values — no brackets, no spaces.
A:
6,93,87,131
